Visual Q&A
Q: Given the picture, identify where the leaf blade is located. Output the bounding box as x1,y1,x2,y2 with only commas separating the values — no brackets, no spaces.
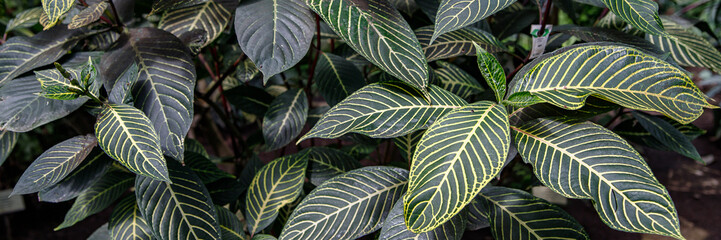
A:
432,0,517,43
262,89,308,150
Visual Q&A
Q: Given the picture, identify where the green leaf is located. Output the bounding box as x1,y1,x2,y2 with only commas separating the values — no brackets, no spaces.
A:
55,171,134,230
41,0,76,29
433,61,484,99
238,155,264,193
306,147,362,186
136,160,222,240
159,0,237,48
68,1,108,29
245,151,309,235
38,149,112,202
279,166,409,239
599,0,667,37
465,197,490,231
554,25,664,56
475,186,589,240
512,118,683,238
404,101,510,232
95,104,169,182
508,97,618,126
475,45,506,103
308,0,429,90
507,44,713,124
216,206,245,240
36,67,84,101
417,26,505,62
101,28,196,161
300,82,467,141
262,89,308,150
12,134,97,196
5,7,43,33
646,18,721,74
185,151,234,183
225,85,274,116
315,52,366,107
0,26,86,87
108,62,137,105
394,130,424,161
0,130,18,166
630,111,702,162
379,199,466,240
185,138,209,158
234,0,314,82
109,195,154,240
432,0,517,43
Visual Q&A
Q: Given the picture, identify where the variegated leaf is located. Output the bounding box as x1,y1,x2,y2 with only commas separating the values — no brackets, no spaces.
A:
216,206,245,240
68,1,108,29
159,0,237,47
417,26,506,62
262,88,308,150
0,130,18,166
41,0,76,29
185,151,234,183
38,149,112,202
647,18,721,74
379,199,466,240
55,171,134,230
151,0,208,14
109,195,154,240
306,147,362,186
600,0,667,37
393,130,425,162
629,111,702,162
475,44,505,103
433,61,484,99
5,7,43,33
432,0,517,43
314,52,366,107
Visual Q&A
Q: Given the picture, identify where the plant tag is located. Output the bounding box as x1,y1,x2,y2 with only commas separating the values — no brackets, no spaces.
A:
0,189,25,215
530,24,553,59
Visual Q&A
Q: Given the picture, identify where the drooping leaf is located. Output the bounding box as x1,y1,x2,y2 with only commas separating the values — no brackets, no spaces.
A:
262,89,308,150
38,149,112,203
95,104,169,182
0,26,86,87
12,134,97,196
136,160,222,240
55,171,134,230
151,0,208,14
185,151,233,183
216,206,245,240
599,0,667,37
433,61,484,99
379,199,466,240
416,26,505,62
308,0,430,90
306,147,362,186
630,111,702,162
159,0,237,47
234,0,314,82
279,167,409,239
507,44,713,124
475,44,505,103
315,52,366,107
0,130,18,166
475,186,589,240
225,85,275,116
68,1,109,29
41,0,76,29
512,118,683,238
394,130,425,161
109,195,154,240
405,101,510,232
5,7,43,33
101,28,196,161
300,82,467,141
431,0,517,43
245,151,309,235
646,18,721,74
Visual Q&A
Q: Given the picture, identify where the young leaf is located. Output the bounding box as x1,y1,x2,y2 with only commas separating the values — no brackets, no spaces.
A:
12,134,97,196
55,171,134,230
135,160,222,240
314,52,366,107
432,0,517,43
646,18,721,74
234,0,314,82
599,0,667,37
417,26,505,62
379,199,467,240
41,0,75,29
475,44,506,103
5,7,43,33
245,151,309,235
216,206,245,240
185,151,234,183
262,89,308,150
279,167,409,239
36,67,84,100
159,0,237,47
38,149,112,202
109,195,154,240
100,28,196,162
474,186,589,240
433,61,484,99
95,104,169,182
0,130,18,166
631,111,702,163
306,147,362,186
512,118,683,239
405,101,510,232
300,82,467,141
68,1,109,29
0,26,86,87
507,44,714,124
307,0,430,90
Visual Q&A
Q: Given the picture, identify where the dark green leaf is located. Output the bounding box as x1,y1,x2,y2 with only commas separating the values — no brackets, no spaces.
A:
216,206,245,240
225,85,274,116
262,89,308,150
646,18,721,74
508,97,618,126
475,45,505,103
433,61,484,99
38,149,112,202
0,130,18,166
432,0,517,43
109,195,154,240
136,160,222,240
554,25,664,56
394,130,424,161
389,0,419,15
465,197,490,231
600,0,667,37
56,171,134,230
630,111,702,162
306,147,362,186
315,52,366,107
379,199,466,240
417,26,505,62
207,176,244,206
185,138,209,158
12,134,97,196
238,155,264,193
185,151,233,183
159,0,237,47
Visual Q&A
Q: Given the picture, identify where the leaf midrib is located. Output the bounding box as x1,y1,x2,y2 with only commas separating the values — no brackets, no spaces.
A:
479,192,543,239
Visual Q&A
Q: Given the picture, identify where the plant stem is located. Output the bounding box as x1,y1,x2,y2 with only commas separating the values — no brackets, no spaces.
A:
203,53,245,99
